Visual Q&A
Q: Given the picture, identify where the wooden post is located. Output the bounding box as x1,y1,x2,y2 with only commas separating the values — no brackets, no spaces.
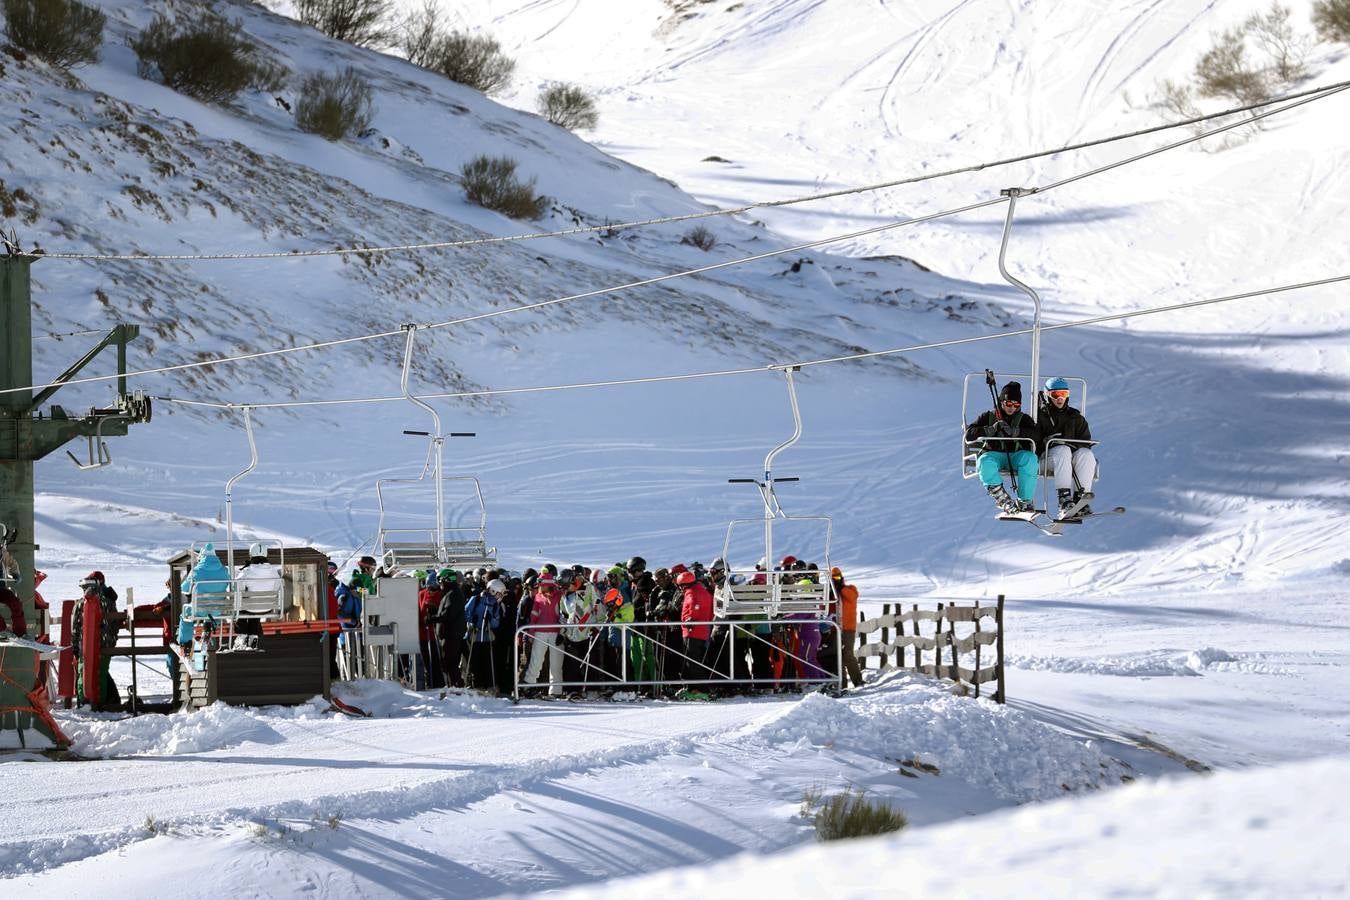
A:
994,594,1006,704
911,603,920,674
856,609,866,672
128,586,137,716
973,600,982,699
934,603,944,680
880,603,890,669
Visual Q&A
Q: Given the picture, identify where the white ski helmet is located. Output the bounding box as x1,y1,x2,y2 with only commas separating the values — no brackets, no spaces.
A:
486,578,507,596
248,541,266,560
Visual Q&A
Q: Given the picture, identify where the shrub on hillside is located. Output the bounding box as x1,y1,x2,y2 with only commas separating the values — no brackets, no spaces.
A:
801,788,908,842
1,0,105,69
295,68,375,140
399,0,442,68
1194,26,1269,103
425,31,515,95
680,225,716,252
459,155,545,219
295,0,395,49
537,82,599,130
1313,0,1350,42
131,14,282,105
1245,3,1308,81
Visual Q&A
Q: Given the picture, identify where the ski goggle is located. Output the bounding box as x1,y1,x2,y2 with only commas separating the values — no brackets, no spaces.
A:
1048,389,1070,399
1001,399,1021,406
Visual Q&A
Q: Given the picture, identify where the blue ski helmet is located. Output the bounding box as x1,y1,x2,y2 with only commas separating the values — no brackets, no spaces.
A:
1044,377,1070,392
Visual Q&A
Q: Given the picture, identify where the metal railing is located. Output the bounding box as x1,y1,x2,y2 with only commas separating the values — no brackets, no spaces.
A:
512,618,842,700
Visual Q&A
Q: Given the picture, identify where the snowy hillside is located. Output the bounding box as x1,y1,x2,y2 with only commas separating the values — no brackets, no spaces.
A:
8,0,1345,595
4,0,1350,895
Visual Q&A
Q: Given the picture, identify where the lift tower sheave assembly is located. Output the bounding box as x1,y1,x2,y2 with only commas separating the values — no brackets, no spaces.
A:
2,248,152,746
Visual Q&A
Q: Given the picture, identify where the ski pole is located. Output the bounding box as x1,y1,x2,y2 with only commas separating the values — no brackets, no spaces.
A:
984,369,1020,499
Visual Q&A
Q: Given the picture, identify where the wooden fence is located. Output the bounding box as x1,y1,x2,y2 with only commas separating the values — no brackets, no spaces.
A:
853,594,1005,702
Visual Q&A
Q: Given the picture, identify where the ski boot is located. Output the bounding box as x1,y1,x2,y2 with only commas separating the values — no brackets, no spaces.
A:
987,483,1020,516
1015,498,1035,514
1072,490,1094,517
1057,488,1076,520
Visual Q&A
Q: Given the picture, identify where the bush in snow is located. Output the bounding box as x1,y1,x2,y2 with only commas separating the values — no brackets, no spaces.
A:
1194,26,1270,104
459,154,545,219
295,0,395,49
295,67,375,140
398,0,442,67
1,0,105,69
425,31,515,95
538,82,599,130
131,14,283,105
1313,0,1350,42
680,224,717,252
801,787,908,842
1245,4,1308,82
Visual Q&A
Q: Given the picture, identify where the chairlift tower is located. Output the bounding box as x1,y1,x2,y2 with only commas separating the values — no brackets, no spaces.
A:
2,248,152,628
2,245,152,746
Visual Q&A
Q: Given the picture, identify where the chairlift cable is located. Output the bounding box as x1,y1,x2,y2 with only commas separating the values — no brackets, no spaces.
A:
24,78,1350,263
149,272,1350,411
6,84,1343,399
0,200,999,397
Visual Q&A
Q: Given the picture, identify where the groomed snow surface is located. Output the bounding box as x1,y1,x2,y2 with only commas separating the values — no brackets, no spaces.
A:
5,581,1350,897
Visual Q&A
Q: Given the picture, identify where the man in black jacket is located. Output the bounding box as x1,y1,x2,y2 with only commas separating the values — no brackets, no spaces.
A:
965,380,1039,515
1039,377,1097,518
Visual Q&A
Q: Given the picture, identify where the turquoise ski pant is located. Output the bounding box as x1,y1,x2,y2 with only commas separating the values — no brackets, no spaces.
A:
978,450,1038,501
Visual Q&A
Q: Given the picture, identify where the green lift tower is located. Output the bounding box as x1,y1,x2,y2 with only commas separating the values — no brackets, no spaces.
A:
1,247,153,748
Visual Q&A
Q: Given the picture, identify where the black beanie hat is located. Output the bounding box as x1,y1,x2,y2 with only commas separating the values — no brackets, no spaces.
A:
999,381,1022,402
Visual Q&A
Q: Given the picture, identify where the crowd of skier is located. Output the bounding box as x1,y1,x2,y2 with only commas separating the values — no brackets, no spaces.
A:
331,554,865,699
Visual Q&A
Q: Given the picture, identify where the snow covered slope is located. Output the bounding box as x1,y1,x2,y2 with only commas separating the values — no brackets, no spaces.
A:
9,0,1346,597
5,2,1350,893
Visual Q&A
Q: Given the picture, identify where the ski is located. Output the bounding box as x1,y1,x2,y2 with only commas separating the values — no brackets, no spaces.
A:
995,509,1065,537
0,633,65,658
1053,492,1126,524
1059,506,1127,524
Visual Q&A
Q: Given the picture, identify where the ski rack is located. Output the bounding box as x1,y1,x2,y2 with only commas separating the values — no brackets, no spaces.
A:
715,367,831,618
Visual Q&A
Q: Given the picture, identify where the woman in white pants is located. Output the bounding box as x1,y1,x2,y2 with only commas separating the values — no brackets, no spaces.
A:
1040,377,1097,519
522,574,564,696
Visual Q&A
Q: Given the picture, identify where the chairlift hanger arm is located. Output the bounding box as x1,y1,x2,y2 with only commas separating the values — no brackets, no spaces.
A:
996,189,1043,423
64,413,127,470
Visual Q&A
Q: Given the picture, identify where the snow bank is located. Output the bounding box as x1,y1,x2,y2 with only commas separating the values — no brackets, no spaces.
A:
737,676,1127,801
1009,647,1296,677
554,756,1350,900
61,704,284,758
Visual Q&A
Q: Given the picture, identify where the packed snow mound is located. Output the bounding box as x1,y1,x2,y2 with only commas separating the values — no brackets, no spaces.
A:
331,679,513,717
61,703,284,757
740,677,1127,801
1009,647,1297,678
556,755,1350,899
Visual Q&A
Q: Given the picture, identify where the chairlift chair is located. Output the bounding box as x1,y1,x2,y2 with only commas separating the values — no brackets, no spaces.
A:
183,407,287,629
714,367,832,618
375,475,497,572
375,325,497,573
961,372,1115,525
